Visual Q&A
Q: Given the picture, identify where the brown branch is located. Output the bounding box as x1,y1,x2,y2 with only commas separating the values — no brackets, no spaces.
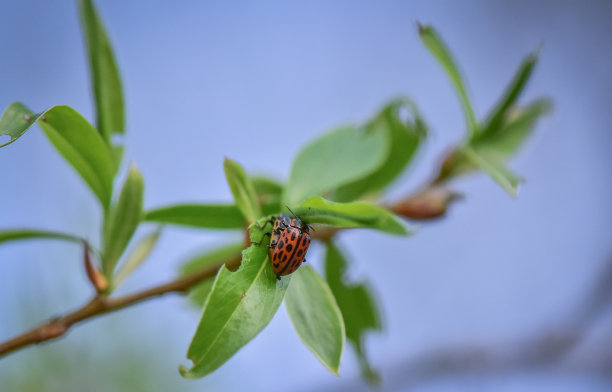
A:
0,256,241,358
0,187,456,359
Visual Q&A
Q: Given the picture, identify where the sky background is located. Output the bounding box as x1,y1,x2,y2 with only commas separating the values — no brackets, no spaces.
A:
1,1,611,391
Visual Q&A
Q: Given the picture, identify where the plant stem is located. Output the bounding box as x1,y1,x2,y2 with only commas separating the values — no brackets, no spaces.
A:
0,256,241,358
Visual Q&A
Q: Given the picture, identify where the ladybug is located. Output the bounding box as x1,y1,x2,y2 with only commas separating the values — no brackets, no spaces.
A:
254,210,313,280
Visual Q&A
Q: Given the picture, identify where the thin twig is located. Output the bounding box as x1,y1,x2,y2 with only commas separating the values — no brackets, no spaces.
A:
0,186,455,359
0,256,241,358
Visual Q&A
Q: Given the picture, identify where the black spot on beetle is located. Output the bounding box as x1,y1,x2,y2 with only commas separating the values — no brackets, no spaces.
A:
286,244,293,252
278,240,284,249
282,254,288,262
273,263,280,268
297,249,303,257
291,231,297,240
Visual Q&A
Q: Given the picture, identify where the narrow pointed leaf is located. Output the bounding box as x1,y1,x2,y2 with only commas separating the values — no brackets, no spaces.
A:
144,202,280,229
479,52,539,138
476,99,552,157
285,266,345,375
113,228,161,288
180,221,288,378
180,242,244,307
419,24,478,138
325,242,382,384
102,164,144,277
335,99,426,201
79,0,124,142
284,125,387,205
38,105,115,208
461,146,522,197
224,158,261,224
295,196,408,235
0,229,84,245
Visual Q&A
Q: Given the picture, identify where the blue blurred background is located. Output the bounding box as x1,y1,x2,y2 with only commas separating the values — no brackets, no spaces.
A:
1,1,611,391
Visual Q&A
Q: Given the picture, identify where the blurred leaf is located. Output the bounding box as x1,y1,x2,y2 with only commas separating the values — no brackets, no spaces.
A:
295,196,408,235
180,222,288,379
461,146,522,197
0,102,40,148
325,242,382,384
419,24,478,138
224,158,261,224
113,228,161,288
181,242,244,307
144,202,280,229
479,52,538,139
284,125,387,205
285,266,345,375
38,105,116,208
335,99,426,201
79,0,124,143
437,99,550,194
0,229,83,245
102,164,144,277
252,176,284,200
476,99,552,157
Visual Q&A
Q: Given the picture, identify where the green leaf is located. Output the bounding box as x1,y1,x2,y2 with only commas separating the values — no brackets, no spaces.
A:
295,196,408,235
325,242,381,384
285,266,345,375
1,104,116,207
0,229,84,245
144,202,280,229
335,99,426,201
479,52,539,139
79,0,125,143
38,105,116,208
113,228,161,288
224,158,261,224
419,24,478,138
102,164,144,277
180,222,288,379
252,176,283,199
284,125,387,205
460,146,522,197
476,99,552,157
180,242,244,307
0,102,40,148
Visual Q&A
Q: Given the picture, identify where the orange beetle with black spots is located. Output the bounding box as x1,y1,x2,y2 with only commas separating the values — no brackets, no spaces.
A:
255,212,312,280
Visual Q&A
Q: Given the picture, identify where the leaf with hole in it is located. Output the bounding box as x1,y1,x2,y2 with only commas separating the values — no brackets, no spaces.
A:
143,202,280,229
180,221,288,379
419,24,478,138
284,125,388,205
335,98,426,202
0,229,84,246
325,242,382,384
102,164,144,278
224,158,261,224
113,228,161,288
479,52,539,139
285,266,345,375
180,242,244,307
295,196,408,235
0,102,40,148
79,0,124,144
